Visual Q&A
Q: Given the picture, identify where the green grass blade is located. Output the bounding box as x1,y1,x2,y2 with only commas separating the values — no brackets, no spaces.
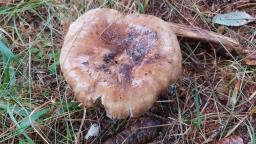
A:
193,83,201,129
0,40,15,64
0,40,16,88
17,108,48,135
6,104,34,144
248,121,255,144
0,103,30,116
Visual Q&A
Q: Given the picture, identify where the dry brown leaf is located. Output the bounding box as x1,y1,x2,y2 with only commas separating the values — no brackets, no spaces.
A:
216,135,244,144
245,53,256,66
120,0,130,5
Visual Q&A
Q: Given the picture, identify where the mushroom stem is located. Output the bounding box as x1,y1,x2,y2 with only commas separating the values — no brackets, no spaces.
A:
169,22,241,53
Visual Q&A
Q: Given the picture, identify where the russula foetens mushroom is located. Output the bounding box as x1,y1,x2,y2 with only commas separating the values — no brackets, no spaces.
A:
60,8,182,118
60,8,240,119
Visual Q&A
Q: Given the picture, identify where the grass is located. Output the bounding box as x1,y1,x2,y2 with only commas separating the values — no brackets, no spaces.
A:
0,0,255,143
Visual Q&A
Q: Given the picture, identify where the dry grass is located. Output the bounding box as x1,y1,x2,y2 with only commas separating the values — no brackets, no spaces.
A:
0,0,255,143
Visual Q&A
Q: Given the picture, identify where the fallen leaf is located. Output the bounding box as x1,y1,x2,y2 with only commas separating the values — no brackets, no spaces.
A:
216,135,244,144
120,0,130,5
213,11,255,26
244,53,256,66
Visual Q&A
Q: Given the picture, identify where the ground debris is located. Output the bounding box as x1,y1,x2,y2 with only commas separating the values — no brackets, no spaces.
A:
216,135,244,144
0,0,19,7
103,118,161,144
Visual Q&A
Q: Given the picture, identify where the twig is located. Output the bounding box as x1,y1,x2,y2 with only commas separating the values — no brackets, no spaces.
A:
75,107,87,144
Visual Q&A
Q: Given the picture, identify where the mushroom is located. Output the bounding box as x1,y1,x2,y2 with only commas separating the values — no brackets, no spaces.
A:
60,8,240,119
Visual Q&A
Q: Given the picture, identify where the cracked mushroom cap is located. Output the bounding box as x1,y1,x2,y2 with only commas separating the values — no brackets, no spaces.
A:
60,8,182,119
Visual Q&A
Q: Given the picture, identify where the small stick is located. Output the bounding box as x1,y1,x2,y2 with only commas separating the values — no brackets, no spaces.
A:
75,108,87,144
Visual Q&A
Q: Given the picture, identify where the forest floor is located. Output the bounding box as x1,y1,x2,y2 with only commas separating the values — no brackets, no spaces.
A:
0,0,255,143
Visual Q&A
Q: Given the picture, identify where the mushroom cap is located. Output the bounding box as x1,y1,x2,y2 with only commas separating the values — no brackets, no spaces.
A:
60,8,182,119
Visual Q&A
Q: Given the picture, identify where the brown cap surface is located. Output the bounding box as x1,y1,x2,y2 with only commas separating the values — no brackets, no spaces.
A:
60,8,182,119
